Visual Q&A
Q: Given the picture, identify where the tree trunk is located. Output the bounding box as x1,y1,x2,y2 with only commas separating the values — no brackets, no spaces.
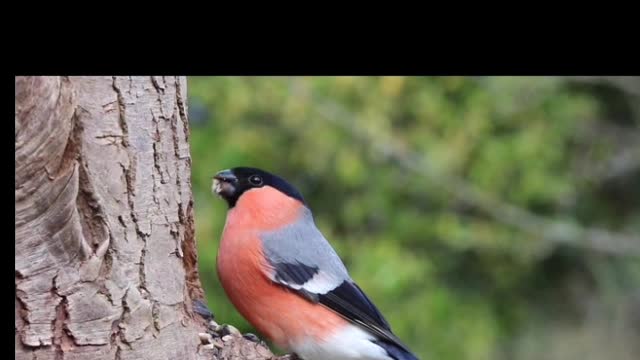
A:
15,76,275,360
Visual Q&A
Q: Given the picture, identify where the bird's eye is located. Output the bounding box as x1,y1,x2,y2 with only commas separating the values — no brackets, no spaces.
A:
249,175,263,186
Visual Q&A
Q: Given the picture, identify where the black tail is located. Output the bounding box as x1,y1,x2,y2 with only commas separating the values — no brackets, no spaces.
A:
373,340,420,360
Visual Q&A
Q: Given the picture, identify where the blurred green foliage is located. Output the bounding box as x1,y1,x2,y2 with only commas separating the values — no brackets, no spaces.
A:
187,76,640,360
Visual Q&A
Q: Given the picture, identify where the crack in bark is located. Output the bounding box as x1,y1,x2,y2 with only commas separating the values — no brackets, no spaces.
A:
170,110,183,160
151,146,161,208
117,215,128,243
112,78,130,149
151,112,163,228
97,249,115,306
53,299,68,360
15,285,30,338
119,288,131,344
182,199,205,304
151,111,167,186
174,77,190,143
110,287,132,354
137,240,148,294
168,221,183,259
150,76,165,95
151,302,161,332
118,161,143,239
52,274,74,359
170,110,186,224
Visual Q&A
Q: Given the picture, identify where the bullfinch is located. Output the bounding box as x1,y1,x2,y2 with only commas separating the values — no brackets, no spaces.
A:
212,167,419,360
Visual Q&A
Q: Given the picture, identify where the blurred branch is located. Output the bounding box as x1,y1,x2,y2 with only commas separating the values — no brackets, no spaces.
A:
574,122,640,184
295,83,640,257
565,76,640,98
579,144,640,183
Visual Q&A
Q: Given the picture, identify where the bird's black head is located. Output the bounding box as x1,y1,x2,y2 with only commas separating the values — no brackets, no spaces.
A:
212,167,306,208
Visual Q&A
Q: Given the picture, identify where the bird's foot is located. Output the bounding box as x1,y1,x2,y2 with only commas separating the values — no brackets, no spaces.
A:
243,332,269,347
243,333,261,342
192,299,214,321
280,353,302,360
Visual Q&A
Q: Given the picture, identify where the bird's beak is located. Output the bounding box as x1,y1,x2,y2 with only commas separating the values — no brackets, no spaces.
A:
212,169,238,198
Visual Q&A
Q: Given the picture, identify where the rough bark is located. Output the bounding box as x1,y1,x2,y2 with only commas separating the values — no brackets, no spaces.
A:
15,76,275,360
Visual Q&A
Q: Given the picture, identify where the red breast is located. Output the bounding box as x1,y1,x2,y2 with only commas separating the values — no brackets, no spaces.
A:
216,186,348,348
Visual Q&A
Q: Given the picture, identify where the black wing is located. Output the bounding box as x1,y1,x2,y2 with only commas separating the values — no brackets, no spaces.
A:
271,261,321,302
317,280,413,354
269,261,412,354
